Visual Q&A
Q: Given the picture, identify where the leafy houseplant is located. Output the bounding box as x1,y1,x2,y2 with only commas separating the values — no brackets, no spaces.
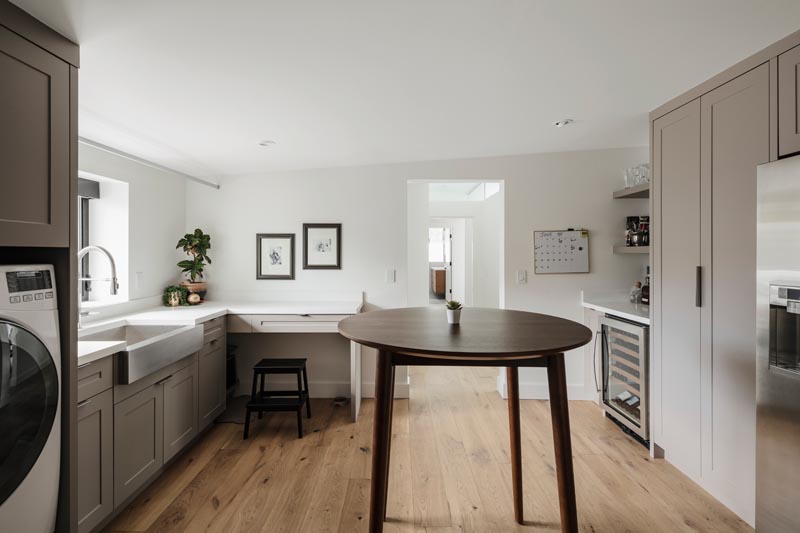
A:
445,300,463,325
176,228,211,299
162,285,189,307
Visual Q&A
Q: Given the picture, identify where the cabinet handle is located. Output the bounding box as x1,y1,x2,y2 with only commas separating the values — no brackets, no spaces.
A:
77,398,92,408
298,314,312,318
155,374,173,386
695,266,702,307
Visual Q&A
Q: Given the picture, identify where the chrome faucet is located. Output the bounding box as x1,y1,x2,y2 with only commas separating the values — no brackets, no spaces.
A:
78,245,119,296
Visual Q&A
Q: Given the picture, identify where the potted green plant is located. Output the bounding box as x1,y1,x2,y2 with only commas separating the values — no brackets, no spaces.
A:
162,285,189,307
176,228,211,299
445,300,463,325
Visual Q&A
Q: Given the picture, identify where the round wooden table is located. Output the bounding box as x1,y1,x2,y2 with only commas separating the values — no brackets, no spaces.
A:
339,307,592,533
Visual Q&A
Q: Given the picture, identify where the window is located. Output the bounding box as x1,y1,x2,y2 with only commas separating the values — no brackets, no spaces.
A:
76,173,130,305
77,178,100,302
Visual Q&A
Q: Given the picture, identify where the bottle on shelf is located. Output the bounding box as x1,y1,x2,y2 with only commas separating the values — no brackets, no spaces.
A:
641,266,650,305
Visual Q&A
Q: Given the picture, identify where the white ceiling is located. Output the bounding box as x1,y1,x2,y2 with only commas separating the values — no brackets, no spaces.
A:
12,1,800,178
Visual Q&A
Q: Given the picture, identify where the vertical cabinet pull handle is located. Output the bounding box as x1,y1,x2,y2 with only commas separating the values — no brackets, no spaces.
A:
695,266,702,307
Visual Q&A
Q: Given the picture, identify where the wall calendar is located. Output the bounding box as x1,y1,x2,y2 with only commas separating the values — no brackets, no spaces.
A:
533,229,590,274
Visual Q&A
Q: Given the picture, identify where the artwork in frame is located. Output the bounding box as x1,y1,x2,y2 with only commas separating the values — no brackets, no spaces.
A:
303,223,342,269
256,233,295,280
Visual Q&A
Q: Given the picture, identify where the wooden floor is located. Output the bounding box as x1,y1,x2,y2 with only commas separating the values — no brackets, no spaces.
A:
104,366,753,533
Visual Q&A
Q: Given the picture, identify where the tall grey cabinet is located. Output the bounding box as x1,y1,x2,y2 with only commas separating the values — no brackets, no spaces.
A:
652,98,702,479
652,62,770,524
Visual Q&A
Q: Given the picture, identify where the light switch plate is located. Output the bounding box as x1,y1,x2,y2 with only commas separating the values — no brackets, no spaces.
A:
135,271,144,290
385,269,396,283
516,270,527,284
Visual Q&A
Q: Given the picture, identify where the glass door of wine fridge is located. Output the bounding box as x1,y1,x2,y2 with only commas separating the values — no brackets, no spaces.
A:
599,315,649,441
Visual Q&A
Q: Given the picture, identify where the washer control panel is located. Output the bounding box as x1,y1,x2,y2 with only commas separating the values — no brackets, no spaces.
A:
0,265,57,311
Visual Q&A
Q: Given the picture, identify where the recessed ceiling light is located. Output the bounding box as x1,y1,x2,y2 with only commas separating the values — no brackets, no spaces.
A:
258,140,276,147
552,119,574,128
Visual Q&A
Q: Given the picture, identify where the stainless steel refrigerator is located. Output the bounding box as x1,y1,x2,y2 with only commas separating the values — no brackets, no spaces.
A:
756,157,800,531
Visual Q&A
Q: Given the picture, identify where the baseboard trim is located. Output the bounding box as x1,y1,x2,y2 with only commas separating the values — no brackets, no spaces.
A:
361,376,411,399
496,374,590,400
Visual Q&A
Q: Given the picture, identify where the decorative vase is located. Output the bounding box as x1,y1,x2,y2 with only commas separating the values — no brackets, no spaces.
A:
181,280,208,300
447,308,461,325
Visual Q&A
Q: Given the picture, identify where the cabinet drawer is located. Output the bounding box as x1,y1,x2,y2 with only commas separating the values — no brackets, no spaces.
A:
77,356,113,404
200,334,225,356
203,315,225,333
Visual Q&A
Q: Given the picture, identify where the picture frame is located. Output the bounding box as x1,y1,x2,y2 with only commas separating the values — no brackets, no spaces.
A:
256,233,295,279
303,223,342,269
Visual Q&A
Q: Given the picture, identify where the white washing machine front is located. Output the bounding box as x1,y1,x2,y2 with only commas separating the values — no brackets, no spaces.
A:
0,265,61,533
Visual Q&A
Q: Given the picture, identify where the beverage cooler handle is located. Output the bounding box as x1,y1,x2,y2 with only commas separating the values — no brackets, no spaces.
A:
695,266,702,307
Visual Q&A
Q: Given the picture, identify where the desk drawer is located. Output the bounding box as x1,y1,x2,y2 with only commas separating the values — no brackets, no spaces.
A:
77,356,113,403
249,314,348,333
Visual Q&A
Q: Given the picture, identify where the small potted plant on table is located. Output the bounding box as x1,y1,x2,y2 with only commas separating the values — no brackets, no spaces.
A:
445,300,462,325
177,228,211,300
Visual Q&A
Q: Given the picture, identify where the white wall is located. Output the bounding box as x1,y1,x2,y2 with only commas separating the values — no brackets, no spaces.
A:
186,146,648,397
79,143,187,316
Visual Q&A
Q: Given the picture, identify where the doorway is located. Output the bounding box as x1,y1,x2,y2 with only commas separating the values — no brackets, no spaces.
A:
407,181,503,308
428,218,472,305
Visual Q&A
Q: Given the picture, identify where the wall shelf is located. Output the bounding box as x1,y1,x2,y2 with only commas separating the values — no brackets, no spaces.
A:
613,245,649,255
613,183,650,199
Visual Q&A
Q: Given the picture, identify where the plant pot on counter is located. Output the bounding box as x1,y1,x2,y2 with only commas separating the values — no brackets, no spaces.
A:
181,281,207,300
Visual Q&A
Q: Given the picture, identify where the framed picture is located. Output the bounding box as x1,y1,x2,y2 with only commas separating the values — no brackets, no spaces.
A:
303,223,342,269
256,233,295,279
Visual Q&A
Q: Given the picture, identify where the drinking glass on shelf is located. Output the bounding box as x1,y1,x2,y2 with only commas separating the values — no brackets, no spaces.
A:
625,167,637,188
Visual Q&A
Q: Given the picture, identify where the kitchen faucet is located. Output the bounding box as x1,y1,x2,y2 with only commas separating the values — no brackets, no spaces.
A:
77,246,119,329
78,245,119,296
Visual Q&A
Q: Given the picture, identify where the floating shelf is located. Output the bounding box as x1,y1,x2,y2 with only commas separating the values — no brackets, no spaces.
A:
613,183,650,199
614,245,650,255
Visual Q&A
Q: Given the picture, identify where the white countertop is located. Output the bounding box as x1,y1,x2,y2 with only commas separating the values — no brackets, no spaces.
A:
77,340,127,366
77,299,362,364
581,291,650,325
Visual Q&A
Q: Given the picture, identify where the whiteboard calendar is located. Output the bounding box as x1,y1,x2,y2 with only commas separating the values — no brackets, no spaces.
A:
533,230,590,274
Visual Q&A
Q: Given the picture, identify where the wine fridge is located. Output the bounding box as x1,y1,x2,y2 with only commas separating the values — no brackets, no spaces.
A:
599,315,649,441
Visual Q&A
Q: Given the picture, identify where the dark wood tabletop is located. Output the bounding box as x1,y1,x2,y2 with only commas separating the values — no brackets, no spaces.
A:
338,306,592,359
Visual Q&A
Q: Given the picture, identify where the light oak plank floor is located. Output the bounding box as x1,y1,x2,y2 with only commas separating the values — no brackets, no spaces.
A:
104,366,752,533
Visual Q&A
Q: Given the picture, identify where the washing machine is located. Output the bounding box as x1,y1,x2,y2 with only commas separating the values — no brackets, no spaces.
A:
0,265,61,533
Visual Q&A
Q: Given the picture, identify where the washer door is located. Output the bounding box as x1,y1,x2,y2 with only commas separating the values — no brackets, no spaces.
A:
0,319,58,505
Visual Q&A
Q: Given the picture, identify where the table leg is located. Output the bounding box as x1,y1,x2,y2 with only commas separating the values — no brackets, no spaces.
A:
370,350,394,533
507,366,523,524
351,341,362,421
383,364,396,520
546,355,578,533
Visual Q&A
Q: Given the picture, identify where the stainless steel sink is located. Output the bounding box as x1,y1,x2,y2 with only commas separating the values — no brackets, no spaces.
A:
81,324,203,384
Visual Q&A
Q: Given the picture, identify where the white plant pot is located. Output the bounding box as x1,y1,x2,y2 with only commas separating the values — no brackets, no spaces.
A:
446,308,462,324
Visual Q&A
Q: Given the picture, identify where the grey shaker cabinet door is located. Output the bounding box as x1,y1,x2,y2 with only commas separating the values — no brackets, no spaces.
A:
163,362,198,463
779,45,800,157
652,98,702,479
114,383,163,507
77,388,113,533
0,25,70,247
700,62,769,518
198,344,226,431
